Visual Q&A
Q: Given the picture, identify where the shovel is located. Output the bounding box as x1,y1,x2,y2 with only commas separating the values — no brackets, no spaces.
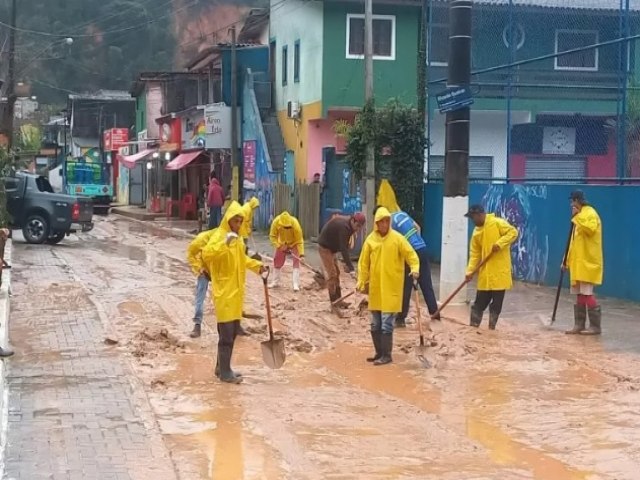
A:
431,252,495,319
540,223,575,328
260,270,286,369
331,290,355,306
412,281,432,368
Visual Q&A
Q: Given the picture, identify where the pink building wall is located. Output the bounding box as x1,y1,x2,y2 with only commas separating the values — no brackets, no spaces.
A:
307,119,338,182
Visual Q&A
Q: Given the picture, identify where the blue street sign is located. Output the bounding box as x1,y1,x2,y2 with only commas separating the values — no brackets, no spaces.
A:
436,86,474,113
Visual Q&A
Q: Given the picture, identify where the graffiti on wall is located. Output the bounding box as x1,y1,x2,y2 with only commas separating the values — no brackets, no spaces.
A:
342,168,362,213
118,163,130,205
482,185,549,284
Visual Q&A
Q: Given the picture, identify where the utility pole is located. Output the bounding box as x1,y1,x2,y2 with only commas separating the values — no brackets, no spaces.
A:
230,25,240,201
1,0,17,148
439,0,472,303
364,0,375,228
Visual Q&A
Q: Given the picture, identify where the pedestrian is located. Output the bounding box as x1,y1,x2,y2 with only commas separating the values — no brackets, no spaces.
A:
382,208,440,327
357,207,420,365
239,196,260,249
565,190,603,335
207,172,225,229
202,201,267,384
268,211,305,292
186,228,217,338
318,212,366,312
465,205,519,330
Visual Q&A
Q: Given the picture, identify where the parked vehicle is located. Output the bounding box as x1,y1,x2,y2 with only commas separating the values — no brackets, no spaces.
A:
62,156,112,214
3,172,94,245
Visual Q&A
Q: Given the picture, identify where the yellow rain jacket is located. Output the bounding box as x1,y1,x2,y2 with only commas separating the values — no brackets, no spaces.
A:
466,214,518,291
239,197,260,238
269,211,305,255
187,228,216,276
376,179,401,213
357,207,420,313
567,205,603,286
202,201,263,323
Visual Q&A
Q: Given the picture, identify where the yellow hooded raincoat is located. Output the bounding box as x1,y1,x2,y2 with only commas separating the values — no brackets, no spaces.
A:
187,228,216,276
376,179,401,213
567,205,603,286
239,197,260,238
202,201,263,323
269,211,305,255
466,214,519,291
357,207,420,313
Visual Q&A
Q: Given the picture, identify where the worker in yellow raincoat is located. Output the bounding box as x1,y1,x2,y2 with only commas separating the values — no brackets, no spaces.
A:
202,201,267,384
268,211,305,291
465,205,518,330
565,190,603,335
186,228,217,338
239,196,260,255
357,207,420,365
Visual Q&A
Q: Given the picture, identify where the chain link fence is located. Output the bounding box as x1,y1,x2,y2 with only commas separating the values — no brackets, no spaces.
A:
426,0,640,184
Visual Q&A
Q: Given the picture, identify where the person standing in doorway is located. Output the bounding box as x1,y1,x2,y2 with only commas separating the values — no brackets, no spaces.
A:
318,213,366,312
202,201,267,384
465,205,519,330
207,172,225,229
186,228,217,338
565,190,603,335
268,211,305,291
357,207,420,365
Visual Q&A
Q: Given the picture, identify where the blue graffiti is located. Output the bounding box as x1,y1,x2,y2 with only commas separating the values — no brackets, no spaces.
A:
341,168,362,213
482,185,549,284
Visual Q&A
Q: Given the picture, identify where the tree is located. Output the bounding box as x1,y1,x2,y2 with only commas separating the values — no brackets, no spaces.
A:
335,99,426,224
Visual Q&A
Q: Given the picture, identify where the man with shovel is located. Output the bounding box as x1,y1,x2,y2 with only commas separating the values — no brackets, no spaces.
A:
565,190,603,335
268,211,305,292
465,205,518,330
202,201,268,384
357,207,420,365
318,212,366,312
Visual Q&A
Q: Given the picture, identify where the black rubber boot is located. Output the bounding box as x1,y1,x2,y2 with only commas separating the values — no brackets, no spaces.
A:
488,313,499,330
366,331,382,362
566,304,586,334
394,317,407,328
581,306,602,335
373,333,393,365
0,347,14,358
335,286,350,309
190,324,201,338
470,307,483,327
217,345,242,384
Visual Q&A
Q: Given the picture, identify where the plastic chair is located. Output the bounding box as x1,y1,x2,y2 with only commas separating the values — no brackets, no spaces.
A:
180,193,197,220
166,199,178,219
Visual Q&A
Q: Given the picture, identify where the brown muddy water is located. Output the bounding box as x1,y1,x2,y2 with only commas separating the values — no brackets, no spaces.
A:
23,217,640,479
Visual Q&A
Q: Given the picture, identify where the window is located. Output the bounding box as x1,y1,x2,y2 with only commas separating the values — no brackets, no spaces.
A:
429,24,449,66
525,156,586,183
427,156,493,181
282,45,288,86
346,14,396,60
3,179,18,192
554,30,598,71
294,40,300,83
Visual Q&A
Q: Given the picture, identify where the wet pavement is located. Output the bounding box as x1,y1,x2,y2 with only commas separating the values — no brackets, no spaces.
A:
2,216,640,479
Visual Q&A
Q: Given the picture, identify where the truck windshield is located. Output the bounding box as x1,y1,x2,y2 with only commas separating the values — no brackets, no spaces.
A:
36,176,55,193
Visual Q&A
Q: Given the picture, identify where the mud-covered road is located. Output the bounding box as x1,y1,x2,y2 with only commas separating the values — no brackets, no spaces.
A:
5,216,640,480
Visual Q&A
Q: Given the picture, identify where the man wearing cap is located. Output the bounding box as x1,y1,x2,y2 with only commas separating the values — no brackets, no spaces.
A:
565,190,603,335
318,212,366,311
465,205,518,330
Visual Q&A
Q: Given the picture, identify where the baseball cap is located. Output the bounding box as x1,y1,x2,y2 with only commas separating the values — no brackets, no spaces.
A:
464,204,485,217
352,212,366,224
569,190,586,202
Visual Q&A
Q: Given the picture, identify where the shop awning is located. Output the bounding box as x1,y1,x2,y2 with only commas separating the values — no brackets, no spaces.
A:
165,150,204,171
118,149,155,169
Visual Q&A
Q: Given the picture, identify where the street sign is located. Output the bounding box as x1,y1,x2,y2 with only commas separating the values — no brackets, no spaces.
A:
436,86,474,113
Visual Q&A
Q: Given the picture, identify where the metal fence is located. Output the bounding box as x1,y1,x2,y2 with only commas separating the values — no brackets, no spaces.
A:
426,0,640,184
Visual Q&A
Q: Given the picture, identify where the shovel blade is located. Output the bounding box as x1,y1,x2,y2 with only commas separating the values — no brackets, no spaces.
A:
415,345,432,368
260,339,286,369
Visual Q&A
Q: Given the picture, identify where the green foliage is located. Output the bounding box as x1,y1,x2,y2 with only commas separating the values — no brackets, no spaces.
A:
16,125,42,155
0,146,28,228
341,99,426,222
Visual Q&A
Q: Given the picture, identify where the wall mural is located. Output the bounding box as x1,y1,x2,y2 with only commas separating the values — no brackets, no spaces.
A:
482,184,549,284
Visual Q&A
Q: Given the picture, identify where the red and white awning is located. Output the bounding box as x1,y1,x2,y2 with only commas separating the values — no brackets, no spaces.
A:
117,148,155,169
165,150,204,171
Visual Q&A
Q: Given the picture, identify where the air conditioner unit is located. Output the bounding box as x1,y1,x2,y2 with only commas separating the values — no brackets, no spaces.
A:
287,101,301,120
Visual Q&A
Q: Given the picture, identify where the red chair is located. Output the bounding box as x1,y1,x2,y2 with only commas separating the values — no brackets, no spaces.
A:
180,193,197,220
166,199,178,219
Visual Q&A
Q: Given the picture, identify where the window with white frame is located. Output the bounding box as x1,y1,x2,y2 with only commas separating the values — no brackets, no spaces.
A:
346,14,396,60
554,30,598,71
428,24,449,66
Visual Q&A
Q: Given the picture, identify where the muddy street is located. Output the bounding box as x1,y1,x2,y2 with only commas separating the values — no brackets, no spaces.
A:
3,216,640,480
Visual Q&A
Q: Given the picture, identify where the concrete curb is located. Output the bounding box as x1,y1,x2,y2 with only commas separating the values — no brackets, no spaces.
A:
0,238,12,475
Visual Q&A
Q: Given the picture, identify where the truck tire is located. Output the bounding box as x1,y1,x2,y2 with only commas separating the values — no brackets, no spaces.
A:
46,231,66,245
22,214,50,244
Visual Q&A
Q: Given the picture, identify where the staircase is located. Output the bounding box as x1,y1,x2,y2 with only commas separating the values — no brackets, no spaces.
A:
261,113,286,172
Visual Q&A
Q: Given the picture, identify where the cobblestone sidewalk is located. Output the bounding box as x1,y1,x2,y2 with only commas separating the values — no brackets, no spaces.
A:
2,245,177,480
